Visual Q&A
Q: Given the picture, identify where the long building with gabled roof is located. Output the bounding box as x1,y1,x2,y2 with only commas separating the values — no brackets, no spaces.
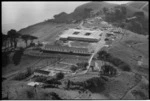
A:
41,44,91,55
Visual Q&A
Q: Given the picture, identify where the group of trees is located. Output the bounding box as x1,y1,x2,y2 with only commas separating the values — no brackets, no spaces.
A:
2,29,38,67
2,29,38,49
102,6,148,35
13,67,33,80
100,64,117,76
97,50,131,71
103,6,127,22
70,62,89,72
12,47,24,65
52,8,93,24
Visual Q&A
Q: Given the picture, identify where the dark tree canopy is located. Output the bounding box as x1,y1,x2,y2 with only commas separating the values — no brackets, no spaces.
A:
12,47,24,65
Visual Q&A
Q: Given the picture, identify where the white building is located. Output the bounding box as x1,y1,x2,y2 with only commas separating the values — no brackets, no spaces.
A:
59,28,102,42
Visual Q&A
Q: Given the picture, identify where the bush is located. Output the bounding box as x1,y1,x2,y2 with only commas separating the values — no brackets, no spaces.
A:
76,62,88,70
101,64,117,76
14,67,33,80
132,90,148,99
56,72,64,80
34,76,47,82
70,65,78,72
45,78,61,87
26,89,35,99
50,92,62,100
97,50,131,72
118,63,131,71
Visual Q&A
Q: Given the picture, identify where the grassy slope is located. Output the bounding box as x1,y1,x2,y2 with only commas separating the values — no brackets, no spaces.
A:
124,1,149,18
73,2,117,13
107,30,149,76
2,55,40,76
19,21,78,43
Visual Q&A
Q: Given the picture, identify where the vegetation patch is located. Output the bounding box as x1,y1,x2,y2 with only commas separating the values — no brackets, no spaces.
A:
97,50,131,71
100,65,117,76
131,90,148,99
13,67,33,81
26,89,35,99
68,77,106,93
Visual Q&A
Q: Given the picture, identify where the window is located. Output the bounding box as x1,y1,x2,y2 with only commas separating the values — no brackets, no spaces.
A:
85,32,91,36
73,32,80,35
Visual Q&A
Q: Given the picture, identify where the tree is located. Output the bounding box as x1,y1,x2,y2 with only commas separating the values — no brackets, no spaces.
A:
7,29,20,48
29,35,38,45
70,65,78,72
2,33,9,48
12,47,24,65
121,6,127,18
76,62,88,70
84,8,93,18
103,7,108,14
21,34,31,47
56,72,64,80
101,65,117,75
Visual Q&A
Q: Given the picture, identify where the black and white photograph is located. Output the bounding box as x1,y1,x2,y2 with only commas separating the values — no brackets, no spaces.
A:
2,1,149,100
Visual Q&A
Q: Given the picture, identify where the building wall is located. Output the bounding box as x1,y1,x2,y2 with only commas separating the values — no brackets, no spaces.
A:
42,50,91,56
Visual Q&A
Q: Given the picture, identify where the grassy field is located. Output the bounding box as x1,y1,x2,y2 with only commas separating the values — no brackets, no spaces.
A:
107,30,149,71
2,55,41,76
19,22,78,43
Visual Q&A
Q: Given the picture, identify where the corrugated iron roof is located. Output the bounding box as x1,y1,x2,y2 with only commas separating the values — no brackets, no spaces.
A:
43,45,90,54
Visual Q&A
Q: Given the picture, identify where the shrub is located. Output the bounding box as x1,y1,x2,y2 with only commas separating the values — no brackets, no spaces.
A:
70,65,78,72
132,90,148,99
50,92,62,100
14,67,33,80
44,78,61,87
26,89,35,99
76,62,88,70
101,64,117,76
118,63,131,71
56,72,64,80
97,50,131,72
34,76,47,82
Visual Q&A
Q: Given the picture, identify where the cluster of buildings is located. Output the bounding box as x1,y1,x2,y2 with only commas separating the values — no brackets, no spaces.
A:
39,28,103,56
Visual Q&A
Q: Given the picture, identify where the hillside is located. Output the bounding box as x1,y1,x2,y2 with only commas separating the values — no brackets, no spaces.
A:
124,1,149,18
19,1,148,37
19,21,78,42
126,1,148,12
73,2,117,15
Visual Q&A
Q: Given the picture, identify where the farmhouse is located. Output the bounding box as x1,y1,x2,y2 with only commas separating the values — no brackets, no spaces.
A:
59,28,102,42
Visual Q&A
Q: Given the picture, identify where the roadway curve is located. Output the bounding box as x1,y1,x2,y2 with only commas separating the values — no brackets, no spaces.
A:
78,21,107,74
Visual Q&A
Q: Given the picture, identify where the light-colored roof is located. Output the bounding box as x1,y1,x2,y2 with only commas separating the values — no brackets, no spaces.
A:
59,28,102,40
27,82,40,86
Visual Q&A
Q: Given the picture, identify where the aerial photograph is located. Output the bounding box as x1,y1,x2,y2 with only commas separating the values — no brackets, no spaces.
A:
2,1,149,100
